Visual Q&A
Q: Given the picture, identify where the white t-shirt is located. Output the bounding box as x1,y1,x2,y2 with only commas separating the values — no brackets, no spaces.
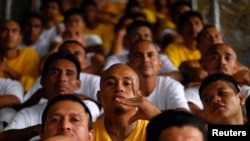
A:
0,78,24,130
0,78,24,102
24,72,100,102
103,53,178,74
147,76,189,111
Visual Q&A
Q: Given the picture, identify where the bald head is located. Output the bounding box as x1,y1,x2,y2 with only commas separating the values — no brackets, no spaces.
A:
100,63,140,89
203,43,238,75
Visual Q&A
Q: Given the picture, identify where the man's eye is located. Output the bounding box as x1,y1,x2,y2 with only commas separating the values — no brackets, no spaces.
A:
124,82,132,86
106,81,115,86
71,118,80,122
50,117,60,123
203,97,211,103
49,70,58,75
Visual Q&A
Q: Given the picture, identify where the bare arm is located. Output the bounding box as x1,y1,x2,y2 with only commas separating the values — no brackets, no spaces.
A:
85,45,104,55
160,71,184,82
0,95,21,109
0,124,41,141
179,60,208,86
234,61,250,86
108,28,126,56
16,88,46,110
1,63,22,80
83,53,106,75
115,81,161,124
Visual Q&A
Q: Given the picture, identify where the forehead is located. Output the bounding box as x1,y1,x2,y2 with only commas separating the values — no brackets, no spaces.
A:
65,27,82,32
204,27,219,33
207,45,236,57
102,65,138,81
132,41,158,52
47,100,87,117
60,43,84,51
187,16,202,23
201,80,235,95
2,21,20,30
68,14,83,19
27,17,42,24
49,59,77,70
136,26,151,32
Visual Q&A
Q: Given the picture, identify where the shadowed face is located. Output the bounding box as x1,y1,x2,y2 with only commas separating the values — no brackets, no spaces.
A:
41,59,81,100
97,64,140,115
203,44,237,75
58,42,88,70
0,21,22,49
129,41,162,78
181,16,203,41
200,80,244,124
23,17,43,44
197,27,223,56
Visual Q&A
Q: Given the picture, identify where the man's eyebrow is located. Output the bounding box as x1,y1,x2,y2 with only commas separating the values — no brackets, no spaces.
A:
103,76,133,81
103,76,116,81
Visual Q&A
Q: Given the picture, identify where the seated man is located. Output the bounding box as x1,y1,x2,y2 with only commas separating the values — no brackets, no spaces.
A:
40,95,95,141
23,40,100,109
185,43,250,121
19,12,49,59
163,11,203,69
0,52,100,141
146,110,207,141
104,20,183,82
199,73,245,125
180,25,250,87
0,50,24,130
128,39,190,111
94,63,160,140
0,20,40,92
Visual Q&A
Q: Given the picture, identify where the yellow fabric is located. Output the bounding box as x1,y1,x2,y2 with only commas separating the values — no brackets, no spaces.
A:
164,43,201,68
141,8,157,24
0,48,40,91
83,23,114,52
93,118,148,141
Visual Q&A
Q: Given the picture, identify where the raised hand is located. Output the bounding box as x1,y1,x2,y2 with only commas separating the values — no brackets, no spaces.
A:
115,80,161,124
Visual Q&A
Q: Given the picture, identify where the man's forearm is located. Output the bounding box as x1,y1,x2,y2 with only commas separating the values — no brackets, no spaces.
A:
0,125,40,141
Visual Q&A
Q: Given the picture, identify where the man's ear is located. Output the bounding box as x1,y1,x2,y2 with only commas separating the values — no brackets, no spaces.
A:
233,62,239,74
75,80,81,92
238,92,245,106
88,130,95,141
158,59,163,70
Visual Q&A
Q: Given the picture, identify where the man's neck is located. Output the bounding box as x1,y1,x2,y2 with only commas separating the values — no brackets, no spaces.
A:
139,75,157,97
4,48,19,59
104,114,137,141
184,39,197,50
86,22,97,30
44,20,54,29
23,38,35,46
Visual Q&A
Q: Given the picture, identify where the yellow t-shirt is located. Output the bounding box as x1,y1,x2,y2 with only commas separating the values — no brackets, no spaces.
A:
83,23,114,53
164,43,201,68
93,118,148,141
0,48,40,91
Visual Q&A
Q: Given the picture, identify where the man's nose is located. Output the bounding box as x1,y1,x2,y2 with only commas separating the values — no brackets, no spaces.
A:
60,119,71,131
